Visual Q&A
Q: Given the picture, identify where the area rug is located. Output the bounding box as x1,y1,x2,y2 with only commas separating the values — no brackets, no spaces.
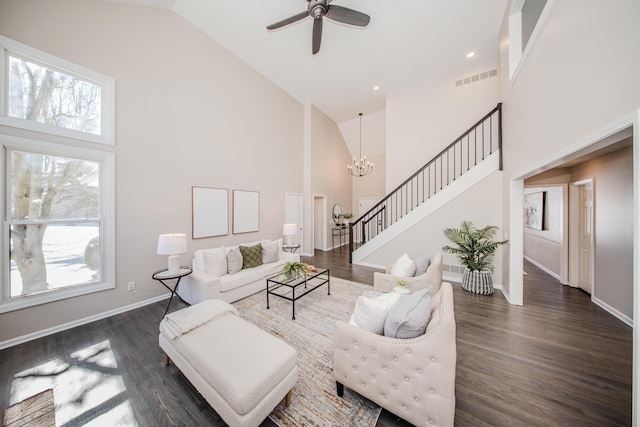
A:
233,277,381,427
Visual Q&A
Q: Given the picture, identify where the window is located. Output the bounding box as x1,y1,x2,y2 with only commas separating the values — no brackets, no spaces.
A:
0,36,115,312
508,0,555,83
0,35,114,145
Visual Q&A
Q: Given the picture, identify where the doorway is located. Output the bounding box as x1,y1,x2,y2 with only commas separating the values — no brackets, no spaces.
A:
313,195,327,251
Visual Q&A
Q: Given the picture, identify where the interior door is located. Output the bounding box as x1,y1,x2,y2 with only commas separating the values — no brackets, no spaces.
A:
314,197,323,250
577,183,594,294
285,192,303,248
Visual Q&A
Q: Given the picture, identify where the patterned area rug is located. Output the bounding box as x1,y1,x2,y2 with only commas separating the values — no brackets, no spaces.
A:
233,277,381,427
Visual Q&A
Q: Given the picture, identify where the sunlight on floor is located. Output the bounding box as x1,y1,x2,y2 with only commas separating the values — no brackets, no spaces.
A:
9,340,138,426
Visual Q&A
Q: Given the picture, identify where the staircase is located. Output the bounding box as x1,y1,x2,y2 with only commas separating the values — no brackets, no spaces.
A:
349,103,502,263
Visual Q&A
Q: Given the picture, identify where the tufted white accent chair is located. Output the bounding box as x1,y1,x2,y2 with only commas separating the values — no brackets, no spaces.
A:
333,280,456,427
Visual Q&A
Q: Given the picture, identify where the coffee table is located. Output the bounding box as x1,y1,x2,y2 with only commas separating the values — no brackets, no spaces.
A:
266,268,330,320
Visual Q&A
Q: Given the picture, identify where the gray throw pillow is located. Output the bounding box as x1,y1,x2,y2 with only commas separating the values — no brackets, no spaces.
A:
413,255,431,276
383,288,432,339
227,247,243,275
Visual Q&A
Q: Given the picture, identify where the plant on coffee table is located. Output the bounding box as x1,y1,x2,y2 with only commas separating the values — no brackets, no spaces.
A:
279,261,308,280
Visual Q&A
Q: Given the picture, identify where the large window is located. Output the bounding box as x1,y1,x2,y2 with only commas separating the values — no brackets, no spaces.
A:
0,36,115,312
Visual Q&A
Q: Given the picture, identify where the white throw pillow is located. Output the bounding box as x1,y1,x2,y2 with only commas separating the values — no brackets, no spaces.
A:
349,291,401,335
261,240,279,264
390,253,417,277
203,248,227,276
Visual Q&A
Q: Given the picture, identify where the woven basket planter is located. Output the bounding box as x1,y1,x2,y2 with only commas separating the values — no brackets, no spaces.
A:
462,268,494,295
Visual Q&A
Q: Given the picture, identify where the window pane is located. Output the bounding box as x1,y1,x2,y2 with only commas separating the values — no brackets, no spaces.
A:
8,55,102,135
10,150,99,221
9,223,100,297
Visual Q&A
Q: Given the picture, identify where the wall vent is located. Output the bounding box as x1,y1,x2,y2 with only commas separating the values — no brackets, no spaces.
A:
456,69,498,87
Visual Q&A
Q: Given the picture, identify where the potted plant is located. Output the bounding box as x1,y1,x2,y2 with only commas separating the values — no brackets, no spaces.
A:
442,221,508,295
279,261,308,280
394,278,410,294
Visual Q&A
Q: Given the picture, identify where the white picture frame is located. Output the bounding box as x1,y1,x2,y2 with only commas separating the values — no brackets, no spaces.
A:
233,190,259,234
192,187,228,239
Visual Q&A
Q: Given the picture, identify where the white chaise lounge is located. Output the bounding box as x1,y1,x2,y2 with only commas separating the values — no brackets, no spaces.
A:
159,300,298,427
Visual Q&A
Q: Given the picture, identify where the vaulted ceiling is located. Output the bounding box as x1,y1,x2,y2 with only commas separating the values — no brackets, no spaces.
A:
105,0,508,155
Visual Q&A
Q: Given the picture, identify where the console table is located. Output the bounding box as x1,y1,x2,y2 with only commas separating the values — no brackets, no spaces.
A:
332,226,348,251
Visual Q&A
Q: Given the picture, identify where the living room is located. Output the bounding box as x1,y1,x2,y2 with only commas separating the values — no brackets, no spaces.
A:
0,0,638,426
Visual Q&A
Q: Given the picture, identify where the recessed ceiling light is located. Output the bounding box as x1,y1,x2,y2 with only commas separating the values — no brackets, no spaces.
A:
373,85,380,91
466,51,476,58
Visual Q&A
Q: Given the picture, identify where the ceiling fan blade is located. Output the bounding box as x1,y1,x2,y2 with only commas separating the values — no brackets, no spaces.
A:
266,10,310,30
312,18,323,54
325,5,370,27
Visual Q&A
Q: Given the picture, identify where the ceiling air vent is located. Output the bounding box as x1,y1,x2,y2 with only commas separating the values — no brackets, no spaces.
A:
456,69,498,87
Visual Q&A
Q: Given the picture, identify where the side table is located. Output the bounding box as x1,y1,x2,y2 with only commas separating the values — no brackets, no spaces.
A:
152,266,193,318
282,244,301,253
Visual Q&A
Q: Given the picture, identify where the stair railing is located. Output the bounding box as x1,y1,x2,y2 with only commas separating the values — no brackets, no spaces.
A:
349,103,502,262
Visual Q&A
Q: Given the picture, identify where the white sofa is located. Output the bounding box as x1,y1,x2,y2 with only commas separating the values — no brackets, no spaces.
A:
177,238,300,305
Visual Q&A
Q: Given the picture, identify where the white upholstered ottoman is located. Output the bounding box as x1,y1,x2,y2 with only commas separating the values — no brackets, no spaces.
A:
159,300,298,427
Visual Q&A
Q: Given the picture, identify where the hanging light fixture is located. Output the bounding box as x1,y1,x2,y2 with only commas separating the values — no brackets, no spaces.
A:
347,113,373,177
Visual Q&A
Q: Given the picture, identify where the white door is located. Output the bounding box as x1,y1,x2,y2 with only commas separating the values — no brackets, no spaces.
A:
577,183,594,294
285,192,303,247
314,197,323,250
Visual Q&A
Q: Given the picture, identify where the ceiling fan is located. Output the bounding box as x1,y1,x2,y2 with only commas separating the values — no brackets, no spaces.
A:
266,0,370,55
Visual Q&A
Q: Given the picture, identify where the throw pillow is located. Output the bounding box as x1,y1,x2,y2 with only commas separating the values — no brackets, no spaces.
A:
384,288,432,339
413,254,431,276
349,291,401,335
390,253,416,277
203,247,228,276
240,244,263,269
261,240,279,264
226,247,243,275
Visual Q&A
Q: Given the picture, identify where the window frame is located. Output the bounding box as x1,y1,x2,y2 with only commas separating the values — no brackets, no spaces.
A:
0,35,115,145
508,0,556,85
0,135,115,313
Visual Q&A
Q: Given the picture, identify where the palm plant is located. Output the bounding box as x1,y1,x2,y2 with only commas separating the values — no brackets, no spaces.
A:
279,261,308,280
442,221,508,272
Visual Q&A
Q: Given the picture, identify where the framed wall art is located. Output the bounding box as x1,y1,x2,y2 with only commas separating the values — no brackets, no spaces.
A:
192,186,228,239
524,191,545,230
233,190,259,234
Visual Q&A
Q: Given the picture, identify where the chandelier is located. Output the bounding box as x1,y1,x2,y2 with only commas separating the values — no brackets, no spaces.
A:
347,113,373,177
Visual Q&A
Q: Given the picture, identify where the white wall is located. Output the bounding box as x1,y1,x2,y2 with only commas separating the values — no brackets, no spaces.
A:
386,73,500,193
570,146,633,319
310,105,353,250
498,0,640,298
0,0,304,343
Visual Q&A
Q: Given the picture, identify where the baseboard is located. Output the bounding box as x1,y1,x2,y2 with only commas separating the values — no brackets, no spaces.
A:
0,293,170,350
592,296,633,327
523,256,561,281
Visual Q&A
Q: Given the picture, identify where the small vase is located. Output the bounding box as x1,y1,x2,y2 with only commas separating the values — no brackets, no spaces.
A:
393,286,410,295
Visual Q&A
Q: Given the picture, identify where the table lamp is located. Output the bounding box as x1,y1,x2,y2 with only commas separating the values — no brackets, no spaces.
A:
157,233,187,275
282,223,297,246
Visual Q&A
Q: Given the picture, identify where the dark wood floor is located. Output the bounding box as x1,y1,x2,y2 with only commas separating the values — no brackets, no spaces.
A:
0,250,632,426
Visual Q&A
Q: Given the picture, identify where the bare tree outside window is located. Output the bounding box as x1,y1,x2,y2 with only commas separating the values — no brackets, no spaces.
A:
8,55,102,135
6,56,104,298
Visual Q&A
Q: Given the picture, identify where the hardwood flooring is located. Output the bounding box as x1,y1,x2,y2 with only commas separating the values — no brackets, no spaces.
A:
0,250,632,426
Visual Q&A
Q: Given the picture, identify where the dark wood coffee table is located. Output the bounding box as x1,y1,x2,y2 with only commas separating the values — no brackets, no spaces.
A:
266,268,330,320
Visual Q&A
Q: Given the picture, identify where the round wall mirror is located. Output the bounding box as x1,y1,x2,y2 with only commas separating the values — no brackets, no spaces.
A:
332,204,342,223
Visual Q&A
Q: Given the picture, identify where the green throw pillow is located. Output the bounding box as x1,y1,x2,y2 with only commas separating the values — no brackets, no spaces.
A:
240,244,263,269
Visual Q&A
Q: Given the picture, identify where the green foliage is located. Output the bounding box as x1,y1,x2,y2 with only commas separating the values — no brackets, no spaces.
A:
442,221,508,272
397,279,408,287
279,261,308,280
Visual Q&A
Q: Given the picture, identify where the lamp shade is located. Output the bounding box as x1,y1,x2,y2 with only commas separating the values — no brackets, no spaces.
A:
282,224,297,236
157,233,187,255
